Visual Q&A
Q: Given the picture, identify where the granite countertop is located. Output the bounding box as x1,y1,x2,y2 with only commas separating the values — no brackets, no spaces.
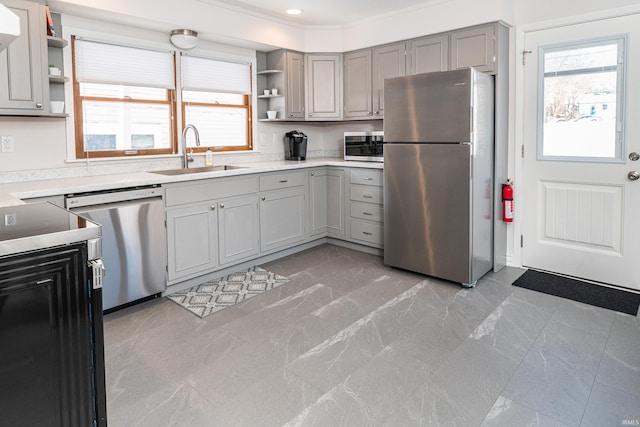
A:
0,158,383,207
0,202,101,257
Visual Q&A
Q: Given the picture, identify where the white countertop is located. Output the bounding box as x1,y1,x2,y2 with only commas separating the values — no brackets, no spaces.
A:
0,158,383,207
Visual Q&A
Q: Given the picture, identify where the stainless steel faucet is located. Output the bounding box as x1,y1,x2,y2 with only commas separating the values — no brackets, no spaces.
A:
182,124,201,168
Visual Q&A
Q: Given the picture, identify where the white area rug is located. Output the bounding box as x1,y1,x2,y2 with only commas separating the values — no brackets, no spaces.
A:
167,267,290,318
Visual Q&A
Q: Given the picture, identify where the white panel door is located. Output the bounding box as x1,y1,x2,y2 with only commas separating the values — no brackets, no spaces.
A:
522,14,640,290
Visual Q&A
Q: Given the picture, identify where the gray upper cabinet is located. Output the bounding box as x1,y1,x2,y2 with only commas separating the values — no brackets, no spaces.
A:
408,34,449,75
305,54,342,120
286,51,305,119
0,0,46,114
372,42,406,117
343,49,372,119
344,43,405,120
450,23,496,74
263,50,305,120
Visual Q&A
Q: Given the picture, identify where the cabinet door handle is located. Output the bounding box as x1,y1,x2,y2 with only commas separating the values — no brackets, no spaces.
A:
310,172,315,176
261,196,266,201
220,203,225,208
363,212,373,216
363,232,373,236
211,205,216,211
36,102,43,109
279,180,288,183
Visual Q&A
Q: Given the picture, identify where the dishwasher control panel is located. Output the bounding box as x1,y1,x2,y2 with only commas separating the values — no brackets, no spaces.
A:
65,186,162,209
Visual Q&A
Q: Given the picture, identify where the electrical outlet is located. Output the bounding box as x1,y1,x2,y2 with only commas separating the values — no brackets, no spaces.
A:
1,136,15,153
4,213,17,226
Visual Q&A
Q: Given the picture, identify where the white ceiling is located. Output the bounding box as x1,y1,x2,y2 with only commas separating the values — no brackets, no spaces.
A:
200,0,439,26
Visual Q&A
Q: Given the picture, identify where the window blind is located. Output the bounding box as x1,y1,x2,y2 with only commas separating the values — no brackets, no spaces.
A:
74,39,175,89
181,54,251,94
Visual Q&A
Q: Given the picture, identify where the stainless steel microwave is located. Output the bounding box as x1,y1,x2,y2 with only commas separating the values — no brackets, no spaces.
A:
344,131,384,162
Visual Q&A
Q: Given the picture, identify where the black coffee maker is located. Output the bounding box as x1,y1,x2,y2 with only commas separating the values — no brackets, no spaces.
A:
285,130,308,160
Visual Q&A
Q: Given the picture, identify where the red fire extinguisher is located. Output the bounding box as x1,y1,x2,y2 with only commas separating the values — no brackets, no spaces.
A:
502,180,514,223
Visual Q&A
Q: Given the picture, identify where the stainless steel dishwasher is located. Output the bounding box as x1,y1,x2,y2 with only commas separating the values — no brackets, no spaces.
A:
65,185,166,311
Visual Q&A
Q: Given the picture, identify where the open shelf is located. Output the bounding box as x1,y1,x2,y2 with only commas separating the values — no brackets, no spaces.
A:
47,36,68,48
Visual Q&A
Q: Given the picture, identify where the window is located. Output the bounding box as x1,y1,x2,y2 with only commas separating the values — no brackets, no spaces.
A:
73,38,177,158
539,37,626,161
180,54,252,152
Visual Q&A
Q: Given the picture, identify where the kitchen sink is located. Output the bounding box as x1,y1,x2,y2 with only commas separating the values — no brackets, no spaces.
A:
151,165,247,176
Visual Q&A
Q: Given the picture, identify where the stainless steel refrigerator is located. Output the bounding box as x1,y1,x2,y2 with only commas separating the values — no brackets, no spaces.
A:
383,68,494,287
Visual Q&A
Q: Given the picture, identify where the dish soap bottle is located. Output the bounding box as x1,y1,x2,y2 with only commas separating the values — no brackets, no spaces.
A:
205,147,213,166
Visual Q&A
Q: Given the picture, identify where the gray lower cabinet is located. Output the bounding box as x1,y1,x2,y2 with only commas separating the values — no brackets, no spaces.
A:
163,167,382,286
259,171,306,253
164,176,259,283
309,168,346,238
217,195,260,265
166,202,218,282
0,0,45,114
165,194,259,282
348,168,384,248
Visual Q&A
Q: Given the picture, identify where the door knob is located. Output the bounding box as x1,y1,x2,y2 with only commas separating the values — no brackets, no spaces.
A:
628,171,640,181
630,152,640,161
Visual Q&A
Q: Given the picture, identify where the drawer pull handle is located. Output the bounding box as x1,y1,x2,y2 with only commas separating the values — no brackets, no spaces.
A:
363,232,373,236
363,212,373,216
363,195,373,199
363,177,373,181
279,180,288,183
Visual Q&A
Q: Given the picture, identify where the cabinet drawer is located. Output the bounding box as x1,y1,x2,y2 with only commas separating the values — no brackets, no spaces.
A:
350,202,383,223
259,171,305,191
350,168,383,186
350,186,383,204
165,176,258,207
350,219,384,246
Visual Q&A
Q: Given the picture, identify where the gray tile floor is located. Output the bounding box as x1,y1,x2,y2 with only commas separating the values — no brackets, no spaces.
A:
104,244,640,426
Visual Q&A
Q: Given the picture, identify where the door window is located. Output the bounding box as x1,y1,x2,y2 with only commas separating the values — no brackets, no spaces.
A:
538,37,626,161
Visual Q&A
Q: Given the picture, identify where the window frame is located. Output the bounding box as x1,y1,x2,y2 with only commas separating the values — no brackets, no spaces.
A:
536,35,627,163
180,92,253,153
72,36,179,159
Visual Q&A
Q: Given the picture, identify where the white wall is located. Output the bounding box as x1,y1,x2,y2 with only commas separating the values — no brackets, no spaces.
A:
339,0,513,52
514,0,640,26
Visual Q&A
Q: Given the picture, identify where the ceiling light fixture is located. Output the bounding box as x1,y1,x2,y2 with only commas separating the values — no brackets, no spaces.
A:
170,29,198,50
286,9,303,15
